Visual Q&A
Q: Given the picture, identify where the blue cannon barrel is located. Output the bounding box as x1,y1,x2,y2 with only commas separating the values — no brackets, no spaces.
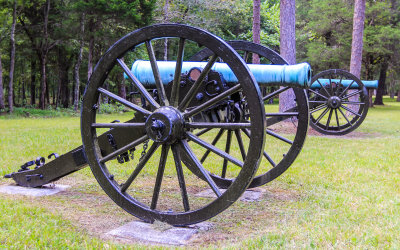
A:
310,79,378,89
129,60,311,88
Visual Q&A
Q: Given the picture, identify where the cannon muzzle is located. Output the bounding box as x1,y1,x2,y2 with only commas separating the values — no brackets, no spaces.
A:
129,60,311,89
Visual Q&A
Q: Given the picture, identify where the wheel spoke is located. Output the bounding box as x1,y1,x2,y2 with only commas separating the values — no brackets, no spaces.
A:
340,105,361,117
100,135,149,163
243,51,249,62
341,101,364,105
145,41,169,106
98,88,151,116
234,129,247,161
310,104,328,114
242,128,276,167
338,107,352,125
335,109,340,127
316,79,331,97
171,144,190,212
186,122,251,130
329,76,334,96
325,108,333,129
265,112,299,117
263,86,290,102
200,129,225,163
338,80,355,98
342,89,362,99
178,54,218,111
91,123,146,129
179,140,222,197
266,129,293,145
309,89,328,100
221,130,232,178
308,100,326,104
120,142,160,193
315,107,330,124
195,128,212,137
335,75,344,96
170,38,185,107
184,84,241,118
150,144,170,210
187,132,243,167
265,107,298,126
117,58,160,109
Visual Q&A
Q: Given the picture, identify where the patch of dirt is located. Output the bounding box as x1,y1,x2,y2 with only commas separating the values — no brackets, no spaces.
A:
0,176,303,247
307,127,381,138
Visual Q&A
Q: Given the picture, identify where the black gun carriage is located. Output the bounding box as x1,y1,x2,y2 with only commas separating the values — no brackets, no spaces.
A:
5,24,312,226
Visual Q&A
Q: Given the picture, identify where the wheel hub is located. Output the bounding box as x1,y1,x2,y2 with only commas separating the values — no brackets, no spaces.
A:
327,96,341,109
145,106,185,143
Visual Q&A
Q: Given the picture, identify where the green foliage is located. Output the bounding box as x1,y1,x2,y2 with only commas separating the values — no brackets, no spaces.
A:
296,0,353,72
297,0,400,83
0,107,79,119
155,0,280,49
97,103,126,114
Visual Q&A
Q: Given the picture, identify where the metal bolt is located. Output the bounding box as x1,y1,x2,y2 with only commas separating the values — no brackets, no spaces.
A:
196,93,204,101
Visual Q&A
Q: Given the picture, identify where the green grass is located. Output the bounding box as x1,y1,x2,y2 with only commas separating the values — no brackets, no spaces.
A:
0,96,399,248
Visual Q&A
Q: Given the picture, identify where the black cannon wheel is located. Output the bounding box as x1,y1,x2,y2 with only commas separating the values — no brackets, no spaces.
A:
81,24,265,226
308,69,368,135
189,41,309,188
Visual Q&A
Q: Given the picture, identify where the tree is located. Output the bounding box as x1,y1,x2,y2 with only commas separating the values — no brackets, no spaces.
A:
350,0,366,78
19,0,59,109
252,0,261,64
73,13,84,111
279,0,296,112
296,0,353,72
8,0,16,112
0,51,3,110
349,0,366,109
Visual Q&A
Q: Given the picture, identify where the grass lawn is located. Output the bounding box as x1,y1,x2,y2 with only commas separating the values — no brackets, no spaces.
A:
0,96,399,248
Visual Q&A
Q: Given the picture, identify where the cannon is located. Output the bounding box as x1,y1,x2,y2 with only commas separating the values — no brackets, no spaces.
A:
5,24,312,226
308,69,378,135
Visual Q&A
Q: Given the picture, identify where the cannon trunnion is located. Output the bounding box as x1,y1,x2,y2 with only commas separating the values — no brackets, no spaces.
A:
6,24,312,226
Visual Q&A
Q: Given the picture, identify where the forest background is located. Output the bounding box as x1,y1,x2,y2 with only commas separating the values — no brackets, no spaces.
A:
0,0,399,113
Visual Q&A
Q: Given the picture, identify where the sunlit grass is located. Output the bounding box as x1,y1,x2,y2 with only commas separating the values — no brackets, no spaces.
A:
0,96,399,248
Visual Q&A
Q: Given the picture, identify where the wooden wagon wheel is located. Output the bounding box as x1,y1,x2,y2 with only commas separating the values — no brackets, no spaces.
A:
189,41,309,188
308,69,369,135
81,24,265,226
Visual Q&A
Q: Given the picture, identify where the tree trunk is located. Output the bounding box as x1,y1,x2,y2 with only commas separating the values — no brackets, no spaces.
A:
58,47,70,108
374,60,388,105
117,76,127,99
39,56,47,109
349,0,365,111
8,0,17,113
0,51,4,110
279,0,296,112
22,79,26,105
74,14,85,112
30,59,36,105
397,90,400,102
350,0,366,77
252,0,261,64
163,0,170,61
87,17,95,82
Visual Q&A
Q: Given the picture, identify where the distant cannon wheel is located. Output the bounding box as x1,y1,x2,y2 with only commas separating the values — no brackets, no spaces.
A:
308,69,368,135
189,41,309,188
81,25,265,226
